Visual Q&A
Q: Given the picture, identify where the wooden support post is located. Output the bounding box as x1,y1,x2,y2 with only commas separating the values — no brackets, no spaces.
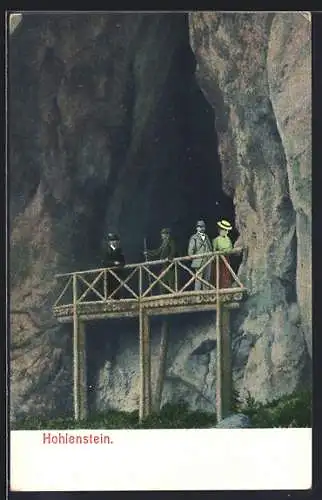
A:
215,297,223,423
104,270,107,300
154,319,168,413
72,274,88,422
221,307,232,419
215,256,232,424
139,307,145,422
73,274,79,421
78,320,88,421
139,307,151,422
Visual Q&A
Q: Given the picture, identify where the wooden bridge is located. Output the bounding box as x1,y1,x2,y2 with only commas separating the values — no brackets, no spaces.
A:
52,249,247,423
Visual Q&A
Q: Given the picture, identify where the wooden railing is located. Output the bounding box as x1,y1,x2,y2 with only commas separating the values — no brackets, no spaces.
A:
53,248,244,308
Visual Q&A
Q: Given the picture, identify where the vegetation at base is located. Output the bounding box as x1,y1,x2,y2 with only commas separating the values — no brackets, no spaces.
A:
232,389,312,428
12,390,311,430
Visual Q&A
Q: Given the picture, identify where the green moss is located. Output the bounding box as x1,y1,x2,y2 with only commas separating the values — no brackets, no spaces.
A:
12,390,311,430
233,389,312,428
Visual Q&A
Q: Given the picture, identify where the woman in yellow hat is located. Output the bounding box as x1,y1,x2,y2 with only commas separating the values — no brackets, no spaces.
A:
212,219,233,288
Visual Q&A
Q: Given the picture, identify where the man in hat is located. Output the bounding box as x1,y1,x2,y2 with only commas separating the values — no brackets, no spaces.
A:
104,233,125,267
187,220,213,290
144,228,176,293
212,219,233,288
102,233,125,299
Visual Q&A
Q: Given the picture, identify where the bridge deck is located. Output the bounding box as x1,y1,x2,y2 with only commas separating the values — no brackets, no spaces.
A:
51,249,246,423
53,288,245,322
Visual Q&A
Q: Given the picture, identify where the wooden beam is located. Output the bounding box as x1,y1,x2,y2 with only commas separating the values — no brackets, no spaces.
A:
215,301,232,423
139,307,151,421
139,307,144,422
215,255,222,422
221,308,232,420
154,319,168,413
73,275,80,421
143,312,151,417
78,320,88,421
54,300,242,323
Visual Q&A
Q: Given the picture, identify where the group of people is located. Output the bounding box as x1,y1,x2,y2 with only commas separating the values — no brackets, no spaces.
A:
101,218,237,296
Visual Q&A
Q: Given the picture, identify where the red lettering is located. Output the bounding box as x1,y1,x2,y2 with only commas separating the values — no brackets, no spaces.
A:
42,432,51,444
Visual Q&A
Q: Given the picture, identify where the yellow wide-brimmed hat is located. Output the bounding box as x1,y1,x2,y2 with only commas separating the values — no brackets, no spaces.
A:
217,219,232,231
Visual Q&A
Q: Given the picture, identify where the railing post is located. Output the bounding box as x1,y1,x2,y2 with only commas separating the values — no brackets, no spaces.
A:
174,261,178,293
104,269,107,301
214,253,232,423
221,307,232,419
215,254,223,423
78,319,88,421
139,265,142,299
72,274,80,421
139,305,144,422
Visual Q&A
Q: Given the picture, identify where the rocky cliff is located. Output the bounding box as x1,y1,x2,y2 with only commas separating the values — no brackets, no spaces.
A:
189,12,311,401
9,12,311,421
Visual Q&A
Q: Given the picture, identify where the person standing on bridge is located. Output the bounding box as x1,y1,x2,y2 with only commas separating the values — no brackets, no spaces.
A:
103,233,125,299
144,228,176,293
212,219,233,288
188,220,212,291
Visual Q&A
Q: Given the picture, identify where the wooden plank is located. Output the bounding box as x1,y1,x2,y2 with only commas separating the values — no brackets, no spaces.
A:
220,255,244,288
77,272,105,302
221,308,232,420
54,301,242,323
79,320,88,421
143,311,151,417
139,307,151,421
53,276,73,307
215,255,223,423
55,248,244,279
53,294,244,322
215,281,232,422
139,306,145,422
154,319,168,413
73,275,80,421
108,267,139,299
177,257,216,292
141,263,175,297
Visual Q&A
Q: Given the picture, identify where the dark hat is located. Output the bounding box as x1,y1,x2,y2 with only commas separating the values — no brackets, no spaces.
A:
107,232,119,241
161,227,170,234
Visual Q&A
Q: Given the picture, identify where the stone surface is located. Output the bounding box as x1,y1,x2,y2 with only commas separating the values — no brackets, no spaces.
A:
89,313,218,413
10,13,311,422
267,13,312,356
9,13,225,421
189,12,311,403
215,413,251,429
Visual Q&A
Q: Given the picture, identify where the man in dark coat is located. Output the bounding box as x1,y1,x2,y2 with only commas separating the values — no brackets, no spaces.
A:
102,233,125,299
144,228,176,293
103,233,125,268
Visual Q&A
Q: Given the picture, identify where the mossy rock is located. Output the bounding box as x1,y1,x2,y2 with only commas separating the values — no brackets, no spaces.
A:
12,390,311,430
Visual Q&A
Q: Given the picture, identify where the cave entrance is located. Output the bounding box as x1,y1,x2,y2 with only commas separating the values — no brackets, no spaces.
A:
83,14,242,417
117,15,240,268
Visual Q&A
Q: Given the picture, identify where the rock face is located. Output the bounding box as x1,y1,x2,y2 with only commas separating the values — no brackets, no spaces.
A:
189,12,311,401
9,13,226,421
9,12,311,422
215,413,251,429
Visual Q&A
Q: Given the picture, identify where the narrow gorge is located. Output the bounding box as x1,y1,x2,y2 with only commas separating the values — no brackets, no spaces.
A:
9,12,311,422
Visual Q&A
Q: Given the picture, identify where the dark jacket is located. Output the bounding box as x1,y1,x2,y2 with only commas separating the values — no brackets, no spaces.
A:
102,245,125,268
147,238,176,261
